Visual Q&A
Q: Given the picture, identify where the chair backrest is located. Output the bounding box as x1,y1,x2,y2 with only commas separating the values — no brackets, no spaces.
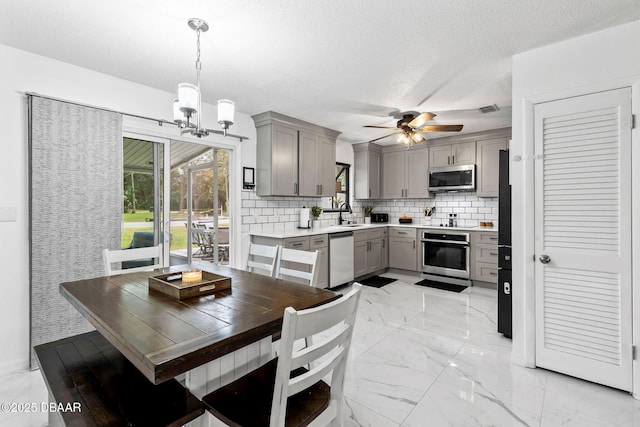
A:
103,244,163,276
244,242,280,277
270,283,362,426
275,248,320,286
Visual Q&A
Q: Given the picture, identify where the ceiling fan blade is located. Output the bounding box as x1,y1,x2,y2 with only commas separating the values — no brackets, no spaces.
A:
359,131,401,143
408,112,436,128
418,124,464,132
364,125,398,129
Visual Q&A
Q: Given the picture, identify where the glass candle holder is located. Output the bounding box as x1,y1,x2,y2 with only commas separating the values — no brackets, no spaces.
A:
182,269,202,284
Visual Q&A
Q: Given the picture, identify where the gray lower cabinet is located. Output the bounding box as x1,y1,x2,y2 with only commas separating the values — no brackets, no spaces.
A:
354,228,386,278
250,234,329,288
470,231,499,284
388,227,418,271
309,234,329,289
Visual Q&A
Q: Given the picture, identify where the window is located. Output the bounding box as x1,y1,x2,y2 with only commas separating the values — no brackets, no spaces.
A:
322,162,350,212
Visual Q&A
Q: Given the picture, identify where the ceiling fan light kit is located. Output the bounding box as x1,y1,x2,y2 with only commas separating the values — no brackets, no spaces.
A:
173,18,236,138
365,112,463,145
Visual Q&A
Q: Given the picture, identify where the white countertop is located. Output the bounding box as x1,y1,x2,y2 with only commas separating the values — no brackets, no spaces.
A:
249,223,497,239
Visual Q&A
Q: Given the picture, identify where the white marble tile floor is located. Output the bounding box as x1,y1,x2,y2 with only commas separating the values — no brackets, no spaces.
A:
2,272,640,426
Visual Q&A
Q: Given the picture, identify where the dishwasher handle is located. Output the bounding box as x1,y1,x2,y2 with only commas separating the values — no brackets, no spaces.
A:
330,231,354,239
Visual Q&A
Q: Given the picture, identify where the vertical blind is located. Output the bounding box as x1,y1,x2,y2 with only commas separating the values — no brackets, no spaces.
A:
28,96,122,367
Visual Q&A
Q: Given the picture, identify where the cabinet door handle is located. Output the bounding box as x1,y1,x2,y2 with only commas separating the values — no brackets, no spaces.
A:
292,243,303,248
369,188,371,198
489,271,498,276
314,239,324,244
294,183,298,194
320,184,323,194
382,239,385,248
413,240,416,249
448,155,451,165
489,237,498,241
490,252,498,256
452,155,455,164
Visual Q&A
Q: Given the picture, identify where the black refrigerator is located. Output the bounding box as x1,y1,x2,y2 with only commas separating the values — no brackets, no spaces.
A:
497,149,512,338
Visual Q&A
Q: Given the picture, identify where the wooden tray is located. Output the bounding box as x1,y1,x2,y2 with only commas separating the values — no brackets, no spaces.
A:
149,271,231,300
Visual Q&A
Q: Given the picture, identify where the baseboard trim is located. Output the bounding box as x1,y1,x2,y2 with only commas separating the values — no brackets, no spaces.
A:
0,357,29,378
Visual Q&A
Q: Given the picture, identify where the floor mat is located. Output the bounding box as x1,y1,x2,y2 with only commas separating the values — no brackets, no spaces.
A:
414,279,467,293
358,276,397,288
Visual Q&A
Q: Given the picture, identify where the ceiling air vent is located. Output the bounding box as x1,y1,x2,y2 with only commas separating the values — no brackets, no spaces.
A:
479,104,499,113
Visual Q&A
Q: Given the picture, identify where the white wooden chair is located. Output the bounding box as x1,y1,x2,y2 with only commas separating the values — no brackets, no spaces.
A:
245,242,281,277
202,283,363,427
275,248,320,287
103,244,163,276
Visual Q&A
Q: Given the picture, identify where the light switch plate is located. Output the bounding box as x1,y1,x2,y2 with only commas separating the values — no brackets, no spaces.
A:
0,207,17,222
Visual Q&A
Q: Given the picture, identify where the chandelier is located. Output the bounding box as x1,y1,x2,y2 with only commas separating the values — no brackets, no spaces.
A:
173,18,235,138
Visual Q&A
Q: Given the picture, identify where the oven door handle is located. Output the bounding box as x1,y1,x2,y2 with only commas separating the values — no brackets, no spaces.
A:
422,239,469,246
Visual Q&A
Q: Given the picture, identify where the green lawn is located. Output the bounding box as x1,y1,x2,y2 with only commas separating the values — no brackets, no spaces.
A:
121,226,188,250
122,211,155,222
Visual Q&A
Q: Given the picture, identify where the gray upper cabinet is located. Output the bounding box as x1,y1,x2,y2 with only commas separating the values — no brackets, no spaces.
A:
429,141,476,167
253,111,339,197
353,143,382,199
381,150,404,199
382,146,429,199
476,137,508,197
298,131,336,197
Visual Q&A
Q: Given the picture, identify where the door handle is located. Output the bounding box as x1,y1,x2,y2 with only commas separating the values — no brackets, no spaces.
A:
452,155,455,164
539,254,551,264
504,281,511,295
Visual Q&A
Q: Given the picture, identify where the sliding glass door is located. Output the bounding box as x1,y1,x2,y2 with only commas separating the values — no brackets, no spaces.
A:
169,143,230,265
122,134,231,267
122,137,165,251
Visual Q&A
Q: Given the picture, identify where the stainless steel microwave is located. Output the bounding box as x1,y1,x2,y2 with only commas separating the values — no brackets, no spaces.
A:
428,164,476,192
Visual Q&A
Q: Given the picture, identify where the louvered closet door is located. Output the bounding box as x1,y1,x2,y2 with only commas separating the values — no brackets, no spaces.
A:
534,87,632,391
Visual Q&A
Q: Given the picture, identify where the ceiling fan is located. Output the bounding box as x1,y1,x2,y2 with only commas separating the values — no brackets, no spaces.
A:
363,112,463,145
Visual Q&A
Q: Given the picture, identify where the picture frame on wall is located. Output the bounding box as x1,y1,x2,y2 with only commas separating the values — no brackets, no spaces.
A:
243,167,255,189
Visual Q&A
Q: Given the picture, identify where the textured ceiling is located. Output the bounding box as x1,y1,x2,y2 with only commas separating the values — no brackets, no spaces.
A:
2,0,639,144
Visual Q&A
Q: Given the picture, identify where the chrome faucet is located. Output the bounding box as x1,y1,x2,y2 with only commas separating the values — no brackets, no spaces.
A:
338,202,352,225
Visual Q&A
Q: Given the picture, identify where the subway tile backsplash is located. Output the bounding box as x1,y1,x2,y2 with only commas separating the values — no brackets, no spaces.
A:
362,193,498,227
241,190,498,232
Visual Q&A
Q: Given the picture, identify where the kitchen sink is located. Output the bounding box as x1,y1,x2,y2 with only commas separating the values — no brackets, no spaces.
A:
339,224,366,228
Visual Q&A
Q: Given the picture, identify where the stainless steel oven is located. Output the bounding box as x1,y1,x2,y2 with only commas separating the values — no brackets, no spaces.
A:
421,231,470,279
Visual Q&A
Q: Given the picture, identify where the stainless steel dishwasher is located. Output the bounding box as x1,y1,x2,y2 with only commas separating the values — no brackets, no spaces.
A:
329,231,354,288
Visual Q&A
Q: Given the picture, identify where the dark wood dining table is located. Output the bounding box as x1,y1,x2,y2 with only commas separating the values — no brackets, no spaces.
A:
60,262,339,386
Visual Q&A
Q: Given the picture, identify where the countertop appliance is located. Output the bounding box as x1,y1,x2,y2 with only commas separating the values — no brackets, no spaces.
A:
329,231,354,288
498,149,512,338
370,212,389,223
421,230,471,286
428,164,476,192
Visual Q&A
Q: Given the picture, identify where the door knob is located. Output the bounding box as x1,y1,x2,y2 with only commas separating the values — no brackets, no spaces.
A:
539,254,551,264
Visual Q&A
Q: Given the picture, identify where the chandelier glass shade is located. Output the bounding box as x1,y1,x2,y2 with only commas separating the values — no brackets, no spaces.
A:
173,18,235,138
397,130,425,145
